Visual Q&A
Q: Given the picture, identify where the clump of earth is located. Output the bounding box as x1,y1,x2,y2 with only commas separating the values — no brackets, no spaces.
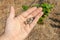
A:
0,0,60,40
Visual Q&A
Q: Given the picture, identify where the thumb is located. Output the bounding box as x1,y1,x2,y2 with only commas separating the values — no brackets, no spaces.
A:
9,6,15,19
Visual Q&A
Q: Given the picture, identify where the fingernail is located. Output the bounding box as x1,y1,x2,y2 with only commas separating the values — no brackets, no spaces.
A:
41,12,44,15
33,7,37,9
38,7,42,10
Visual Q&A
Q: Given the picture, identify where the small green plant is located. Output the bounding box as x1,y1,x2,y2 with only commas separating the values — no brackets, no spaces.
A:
22,3,54,24
22,5,29,11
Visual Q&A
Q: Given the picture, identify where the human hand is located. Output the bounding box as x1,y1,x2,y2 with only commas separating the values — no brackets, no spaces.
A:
5,6,43,40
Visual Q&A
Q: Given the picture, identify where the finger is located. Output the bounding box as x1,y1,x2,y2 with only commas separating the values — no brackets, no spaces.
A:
17,7,37,22
27,7,42,18
26,7,42,20
30,12,43,29
21,7,37,17
9,6,15,19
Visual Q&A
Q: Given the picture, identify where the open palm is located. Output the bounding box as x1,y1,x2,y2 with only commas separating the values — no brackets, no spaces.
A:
5,6,43,40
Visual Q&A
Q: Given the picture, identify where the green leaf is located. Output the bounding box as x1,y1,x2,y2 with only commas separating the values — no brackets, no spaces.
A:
37,17,43,23
22,5,29,11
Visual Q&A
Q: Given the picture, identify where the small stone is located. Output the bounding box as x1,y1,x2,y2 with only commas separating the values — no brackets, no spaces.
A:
24,17,35,24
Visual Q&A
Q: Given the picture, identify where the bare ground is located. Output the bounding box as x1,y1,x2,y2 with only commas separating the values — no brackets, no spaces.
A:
0,0,60,40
